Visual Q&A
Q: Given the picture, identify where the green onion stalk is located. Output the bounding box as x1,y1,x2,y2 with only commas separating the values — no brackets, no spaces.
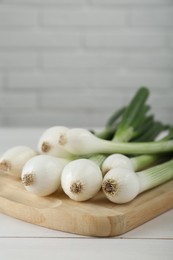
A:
78,87,168,171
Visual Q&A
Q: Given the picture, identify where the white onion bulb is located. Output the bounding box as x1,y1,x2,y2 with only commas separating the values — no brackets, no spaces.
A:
61,128,104,155
61,159,103,201
0,145,37,178
38,126,74,159
102,167,140,204
102,154,134,176
21,155,69,196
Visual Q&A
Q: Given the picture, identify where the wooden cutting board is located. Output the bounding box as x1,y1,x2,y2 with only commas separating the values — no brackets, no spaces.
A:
0,172,173,237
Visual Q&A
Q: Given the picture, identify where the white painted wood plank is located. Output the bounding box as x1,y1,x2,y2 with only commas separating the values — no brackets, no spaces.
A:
123,209,173,239
0,238,172,260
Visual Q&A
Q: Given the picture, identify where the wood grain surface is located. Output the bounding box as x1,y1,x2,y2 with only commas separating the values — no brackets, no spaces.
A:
0,172,173,237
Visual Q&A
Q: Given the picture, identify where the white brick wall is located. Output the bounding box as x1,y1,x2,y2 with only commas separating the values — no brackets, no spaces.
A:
42,9,126,27
0,6,38,26
0,52,38,68
0,0,173,127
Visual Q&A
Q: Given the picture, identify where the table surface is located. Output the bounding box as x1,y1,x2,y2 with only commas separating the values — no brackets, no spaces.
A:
0,127,172,260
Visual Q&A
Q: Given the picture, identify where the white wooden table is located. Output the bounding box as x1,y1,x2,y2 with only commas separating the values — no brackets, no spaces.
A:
0,127,172,260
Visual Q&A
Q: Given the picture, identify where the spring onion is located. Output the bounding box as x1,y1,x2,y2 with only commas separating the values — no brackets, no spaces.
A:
102,153,173,176
59,127,173,156
102,158,173,204
38,126,75,159
57,87,172,156
102,154,135,174
21,155,69,196
89,87,166,175
61,158,103,201
0,146,37,178
38,87,157,158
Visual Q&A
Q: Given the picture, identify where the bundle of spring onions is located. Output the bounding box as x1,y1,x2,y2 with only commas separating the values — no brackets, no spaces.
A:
0,86,173,204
